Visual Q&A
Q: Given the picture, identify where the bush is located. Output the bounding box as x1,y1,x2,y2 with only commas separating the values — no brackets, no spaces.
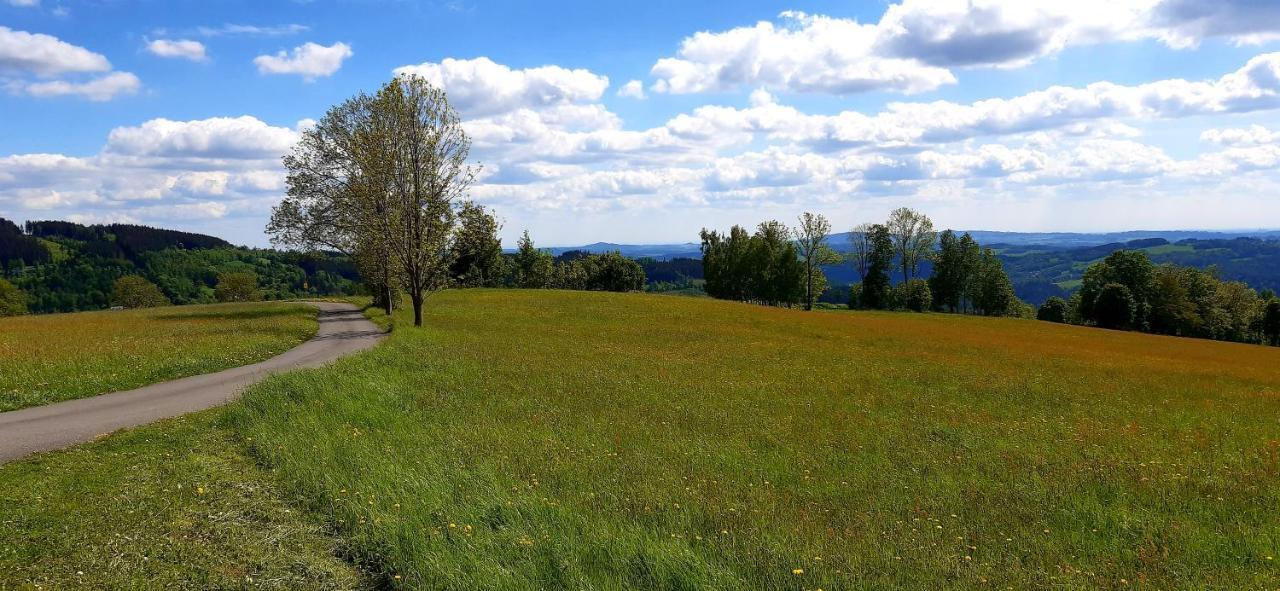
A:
215,272,261,303
0,278,27,317
901,279,932,312
847,283,864,310
1037,296,1068,323
1094,283,1135,329
111,275,170,309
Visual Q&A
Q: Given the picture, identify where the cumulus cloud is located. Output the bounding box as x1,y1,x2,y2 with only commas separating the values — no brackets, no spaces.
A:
254,41,352,80
0,116,298,230
9,71,140,101
0,26,110,76
394,57,609,117
104,116,300,160
617,79,646,99
648,2,1280,96
1151,0,1280,48
1200,124,1280,145
650,12,955,95
146,39,207,62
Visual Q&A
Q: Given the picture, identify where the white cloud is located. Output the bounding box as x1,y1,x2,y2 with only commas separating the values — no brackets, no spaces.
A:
254,41,352,81
394,57,609,117
146,39,207,62
617,79,646,99
194,23,309,37
10,71,140,101
104,116,299,160
648,2,1280,96
650,12,955,95
1200,124,1280,145
6,0,39,7
0,26,110,76
0,116,298,231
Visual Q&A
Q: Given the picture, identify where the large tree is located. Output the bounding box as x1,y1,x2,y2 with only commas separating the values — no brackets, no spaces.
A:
793,212,841,311
886,207,936,284
271,75,477,327
449,201,504,287
859,224,894,310
112,275,170,308
848,222,874,283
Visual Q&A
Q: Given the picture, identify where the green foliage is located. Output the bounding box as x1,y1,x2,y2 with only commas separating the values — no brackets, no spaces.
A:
510,234,644,293
1073,250,1276,344
449,202,505,287
886,206,936,283
858,224,894,309
0,278,27,317
971,248,1019,317
794,212,842,310
4,219,358,314
700,221,804,306
929,230,981,312
1037,296,1069,323
1094,282,1136,329
111,275,170,308
514,230,555,288
215,271,261,303
1264,298,1280,346
1078,250,1156,327
899,278,932,312
559,251,645,292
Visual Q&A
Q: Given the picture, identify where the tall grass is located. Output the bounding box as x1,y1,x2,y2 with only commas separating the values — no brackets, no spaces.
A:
228,289,1280,589
0,302,317,411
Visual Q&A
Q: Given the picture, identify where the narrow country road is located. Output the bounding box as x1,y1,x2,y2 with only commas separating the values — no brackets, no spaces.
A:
0,302,385,464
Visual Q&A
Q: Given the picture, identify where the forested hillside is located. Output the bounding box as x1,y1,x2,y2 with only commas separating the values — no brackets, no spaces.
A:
0,218,360,314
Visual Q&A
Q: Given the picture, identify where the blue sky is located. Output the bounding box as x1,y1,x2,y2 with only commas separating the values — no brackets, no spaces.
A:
3,0,1280,246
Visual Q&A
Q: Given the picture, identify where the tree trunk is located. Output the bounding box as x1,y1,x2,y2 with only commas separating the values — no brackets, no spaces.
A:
411,291,423,327
805,265,813,311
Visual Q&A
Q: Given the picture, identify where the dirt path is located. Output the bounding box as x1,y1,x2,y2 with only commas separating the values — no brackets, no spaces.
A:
0,302,384,464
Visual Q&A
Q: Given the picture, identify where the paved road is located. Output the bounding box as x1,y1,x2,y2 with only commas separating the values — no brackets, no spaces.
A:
0,302,385,464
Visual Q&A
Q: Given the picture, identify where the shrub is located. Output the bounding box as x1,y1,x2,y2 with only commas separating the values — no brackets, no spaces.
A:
1037,296,1068,323
215,272,261,303
847,283,864,310
0,278,26,317
111,275,170,309
902,278,932,312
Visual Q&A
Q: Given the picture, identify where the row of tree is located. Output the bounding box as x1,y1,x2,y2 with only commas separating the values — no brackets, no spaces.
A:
510,233,646,292
1038,249,1280,345
847,210,1024,316
701,207,1026,318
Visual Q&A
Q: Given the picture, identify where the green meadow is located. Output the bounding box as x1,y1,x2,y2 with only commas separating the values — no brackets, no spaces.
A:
2,290,1278,589
227,290,1280,589
0,302,317,412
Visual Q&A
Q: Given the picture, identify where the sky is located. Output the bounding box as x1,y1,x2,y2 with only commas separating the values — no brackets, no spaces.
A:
3,1,1280,247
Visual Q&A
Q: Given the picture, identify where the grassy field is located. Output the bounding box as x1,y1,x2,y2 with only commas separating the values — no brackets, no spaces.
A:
219,289,1280,589
0,410,367,590
0,302,317,412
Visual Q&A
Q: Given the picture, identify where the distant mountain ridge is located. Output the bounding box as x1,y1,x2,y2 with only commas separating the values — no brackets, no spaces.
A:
536,230,1280,260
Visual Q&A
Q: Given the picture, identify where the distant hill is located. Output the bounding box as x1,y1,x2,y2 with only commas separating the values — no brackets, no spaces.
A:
1,218,359,313
544,230,1280,261
524,241,703,260
545,230,1280,306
